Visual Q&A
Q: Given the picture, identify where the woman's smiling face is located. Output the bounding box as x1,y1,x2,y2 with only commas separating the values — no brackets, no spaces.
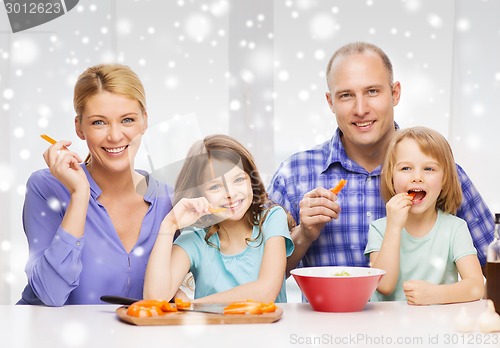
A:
75,90,147,173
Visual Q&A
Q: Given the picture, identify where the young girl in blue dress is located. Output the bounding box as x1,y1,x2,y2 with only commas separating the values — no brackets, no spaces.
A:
144,134,294,303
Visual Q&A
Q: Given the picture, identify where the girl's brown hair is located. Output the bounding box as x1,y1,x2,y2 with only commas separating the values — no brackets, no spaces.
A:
174,134,295,247
380,126,462,214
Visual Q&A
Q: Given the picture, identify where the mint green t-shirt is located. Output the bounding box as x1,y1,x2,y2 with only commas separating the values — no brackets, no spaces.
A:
364,210,477,301
174,206,294,303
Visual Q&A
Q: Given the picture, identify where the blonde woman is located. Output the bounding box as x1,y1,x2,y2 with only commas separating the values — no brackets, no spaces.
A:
18,64,172,306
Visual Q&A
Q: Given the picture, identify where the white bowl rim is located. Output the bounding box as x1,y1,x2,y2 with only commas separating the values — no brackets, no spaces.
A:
290,266,386,278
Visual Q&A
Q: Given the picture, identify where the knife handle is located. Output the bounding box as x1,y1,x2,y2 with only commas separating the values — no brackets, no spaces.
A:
100,295,139,305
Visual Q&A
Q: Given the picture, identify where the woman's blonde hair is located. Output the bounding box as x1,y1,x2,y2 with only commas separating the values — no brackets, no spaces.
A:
73,64,146,163
174,134,295,247
380,126,462,214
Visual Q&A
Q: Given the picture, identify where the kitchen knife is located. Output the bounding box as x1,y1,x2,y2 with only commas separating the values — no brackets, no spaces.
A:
100,295,225,314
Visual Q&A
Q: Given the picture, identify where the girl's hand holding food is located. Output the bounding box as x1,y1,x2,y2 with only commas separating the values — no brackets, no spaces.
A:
385,193,413,232
163,197,211,232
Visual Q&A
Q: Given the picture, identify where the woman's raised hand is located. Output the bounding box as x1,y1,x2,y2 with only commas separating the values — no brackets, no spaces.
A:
42,140,89,194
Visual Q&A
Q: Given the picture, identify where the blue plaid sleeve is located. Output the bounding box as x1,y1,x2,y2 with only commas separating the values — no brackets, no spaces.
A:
455,164,494,266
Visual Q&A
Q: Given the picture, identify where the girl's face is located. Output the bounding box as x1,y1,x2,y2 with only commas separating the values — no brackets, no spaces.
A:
392,138,444,214
75,91,147,174
202,159,253,222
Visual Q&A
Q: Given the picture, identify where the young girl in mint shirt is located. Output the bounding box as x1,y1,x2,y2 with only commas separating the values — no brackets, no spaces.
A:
365,127,484,304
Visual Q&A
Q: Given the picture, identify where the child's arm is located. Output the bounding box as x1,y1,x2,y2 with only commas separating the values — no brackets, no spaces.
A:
403,254,484,305
370,193,412,295
143,224,191,300
143,198,209,300
192,236,287,303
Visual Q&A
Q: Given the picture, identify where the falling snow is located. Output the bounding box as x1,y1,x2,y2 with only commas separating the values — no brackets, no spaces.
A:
1,1,500,330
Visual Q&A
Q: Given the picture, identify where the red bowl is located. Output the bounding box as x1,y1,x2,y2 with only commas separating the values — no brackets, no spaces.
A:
290,266,385,312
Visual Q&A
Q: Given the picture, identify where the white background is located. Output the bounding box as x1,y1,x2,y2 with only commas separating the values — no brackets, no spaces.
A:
1,0,499,304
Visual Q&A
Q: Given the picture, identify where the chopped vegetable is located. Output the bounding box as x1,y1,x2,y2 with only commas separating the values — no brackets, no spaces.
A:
333,271,351,277
330,179,347,195
126,299,178,317
174,298,192,309
223,300,277,315
126,298,277,317
408,192,417,199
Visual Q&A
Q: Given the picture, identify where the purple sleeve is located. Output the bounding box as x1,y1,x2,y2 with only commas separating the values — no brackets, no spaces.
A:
22,170,84,306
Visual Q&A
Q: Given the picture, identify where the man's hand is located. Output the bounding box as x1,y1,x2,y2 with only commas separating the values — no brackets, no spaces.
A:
298,187,340,242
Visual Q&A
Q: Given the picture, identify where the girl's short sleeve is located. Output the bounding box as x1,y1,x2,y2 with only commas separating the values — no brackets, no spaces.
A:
364,218,387,256
261,206,294,257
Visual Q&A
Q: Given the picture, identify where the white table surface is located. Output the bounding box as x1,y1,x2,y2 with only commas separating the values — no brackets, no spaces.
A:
1,300,499,348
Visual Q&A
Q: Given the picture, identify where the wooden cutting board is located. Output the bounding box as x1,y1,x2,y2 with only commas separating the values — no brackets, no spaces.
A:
116,306,283,325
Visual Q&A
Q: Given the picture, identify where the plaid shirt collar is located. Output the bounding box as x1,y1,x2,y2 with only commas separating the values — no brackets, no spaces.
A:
322,122,400,174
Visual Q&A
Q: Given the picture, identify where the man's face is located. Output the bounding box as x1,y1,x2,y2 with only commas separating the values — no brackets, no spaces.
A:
326,52,401,154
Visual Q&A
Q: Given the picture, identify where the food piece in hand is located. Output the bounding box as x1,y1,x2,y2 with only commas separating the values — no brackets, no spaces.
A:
223,300,277,315
478,300,500,333
209,207,227,213
407,192,417,200
330,179,347,195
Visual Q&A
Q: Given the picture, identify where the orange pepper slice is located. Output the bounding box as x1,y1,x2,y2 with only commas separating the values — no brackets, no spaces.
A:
330,179,347,195
223,300,277,315
259,302,277,313
126,299,177,317
174,298,192,309
209,207,227,213
408,192,417,199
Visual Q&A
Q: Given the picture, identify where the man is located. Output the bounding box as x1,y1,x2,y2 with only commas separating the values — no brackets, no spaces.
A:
267,42,494,276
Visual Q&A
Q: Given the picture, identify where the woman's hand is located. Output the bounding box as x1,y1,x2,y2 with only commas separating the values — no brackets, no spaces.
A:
43,140,89,194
